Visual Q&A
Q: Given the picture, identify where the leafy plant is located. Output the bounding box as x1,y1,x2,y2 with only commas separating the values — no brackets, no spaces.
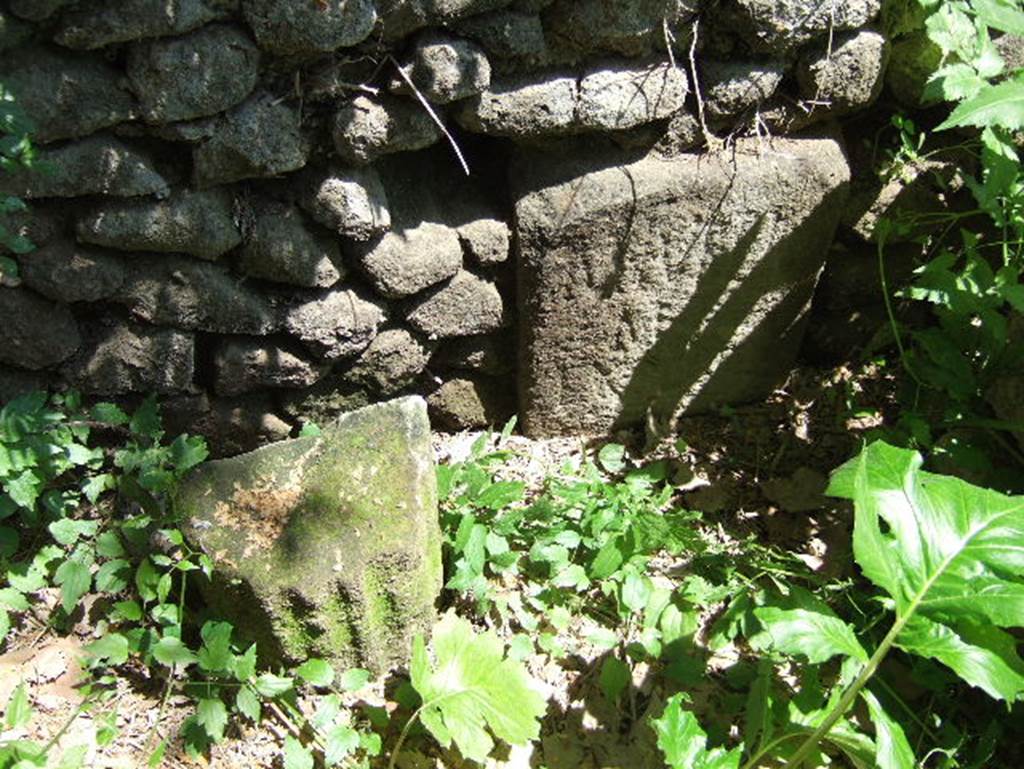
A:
0,81,35,281
652,440,1024,769
389,612,546,767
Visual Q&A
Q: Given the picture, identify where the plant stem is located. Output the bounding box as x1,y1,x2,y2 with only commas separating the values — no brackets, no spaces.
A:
780,612,910,769
386,704,426,769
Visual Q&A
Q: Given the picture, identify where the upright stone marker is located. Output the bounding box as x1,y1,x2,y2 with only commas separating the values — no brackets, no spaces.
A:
176,396,441,673
513,132,851,436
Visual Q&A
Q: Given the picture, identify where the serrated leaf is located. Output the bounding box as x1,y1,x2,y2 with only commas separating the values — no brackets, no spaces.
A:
236,686,261,722
828,441,1024,700
82,473,116,504
95,559,130,593
652,693,742,769
475,481,525,510
0,587,29,611
253,673,294,698
297,658,335,687
170,434,208,474
152,636,197,668
5,683,32,729
85,633,130,666
862,689,916,769
233,643,257,682
196,697,228,742
54,558,91,614
974,0,1024,35
283,736,314,769
90,403,129,425
938,79,1024,131
598,656,630,702
197,621,234,673
597,443,626,473
410,612,547,763
753,606,868,664
338,668,371,691
325,725,360,765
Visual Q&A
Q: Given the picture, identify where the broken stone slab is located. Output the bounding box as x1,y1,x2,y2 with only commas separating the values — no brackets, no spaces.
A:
332,95,441,165
457,218,510,265
63,321,195,394
127,24,259,124
163,391,292,458
0,135,170,199
18,240,126,304
213,337,326,397
355,223,464,298
797,30,889,117
701,59,785,120
117,254,279,335
345,327,435,396
427,375,515,430
237,200,343,288
54,0,238,49
391,32,492,104
0,288,81,370
194,94,309,188
280,375,373,426
543,0,697,58
455,73,578,136
577,61,688,131
284,287,386,361
731,0,881,51
0,47,135,143
76,188,242,260
406,270,506,339
513,131,850,437
176,396,442,673
298,166,391,242
242,0,376,57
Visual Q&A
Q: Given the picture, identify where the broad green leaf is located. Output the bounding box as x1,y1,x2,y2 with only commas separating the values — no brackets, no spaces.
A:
90,403,129,425
197,621,234,673
236,686,261,722
599,656,630,703
925,2,977,56
54,558,91,614
338,668,371,691
754,606,868,664
0,587,29,611
253,673,294,697
84,633,130,666
233,643,258,682
974,0,1024,35
475,481,525,509
283,736,314,769
56,744,89,769
152,636,198,668
862,689,916,769
828,441,1024,700
5,683,32,729
82,473,116,504
94,530,125,558
651,693,742,769
938,79,1024,131
296,658,334,687
410,612,547,763
621,571,652,614
196,697,228,742
743,659,773,753
95,559,130,593
324,725,360,765
597,443,626,473
170,434,208,473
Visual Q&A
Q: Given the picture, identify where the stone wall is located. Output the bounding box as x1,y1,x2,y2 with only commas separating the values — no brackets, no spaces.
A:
0,0,891,452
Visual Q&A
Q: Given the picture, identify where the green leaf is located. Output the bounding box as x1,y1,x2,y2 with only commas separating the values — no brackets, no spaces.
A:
236,686,261,722
974,0,1024,35
0,525,18,557
753,606,868,664
95,559,130,593
84,633,130,667
90,403,129,425
56,744,89,769
597,443,626,473
152,636,197,668
651,694,742,769
5,683,32,730
862,689,916,769
197,621,234,673
338,668,371,691
410,612,547,763
196,697,228,742
283,736,314,769
475,481,525,510
0,587,29,611
938,79,1024,131
621,571,652,614
325,725,360,765
54,558,91,614
233,643,257,682
82,473,116,504
828,441,1024,700
296,658,335,688
129,396,162,439
6,469,41,510
253,673,294,698
598,656,630,703
94,531,125,558
170,434,208,474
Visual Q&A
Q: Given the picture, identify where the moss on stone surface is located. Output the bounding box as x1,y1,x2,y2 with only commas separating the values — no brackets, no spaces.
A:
175,396,441,673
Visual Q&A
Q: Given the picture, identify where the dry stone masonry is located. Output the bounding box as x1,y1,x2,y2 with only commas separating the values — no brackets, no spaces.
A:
0,0,898,449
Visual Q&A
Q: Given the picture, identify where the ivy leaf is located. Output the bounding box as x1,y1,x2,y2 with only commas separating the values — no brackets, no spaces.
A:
651,693,742,769
753,606,868,664
409,612,547,763
828,441,1024,700
938,79,1024,131
283,736,314,769
296,658,334,688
